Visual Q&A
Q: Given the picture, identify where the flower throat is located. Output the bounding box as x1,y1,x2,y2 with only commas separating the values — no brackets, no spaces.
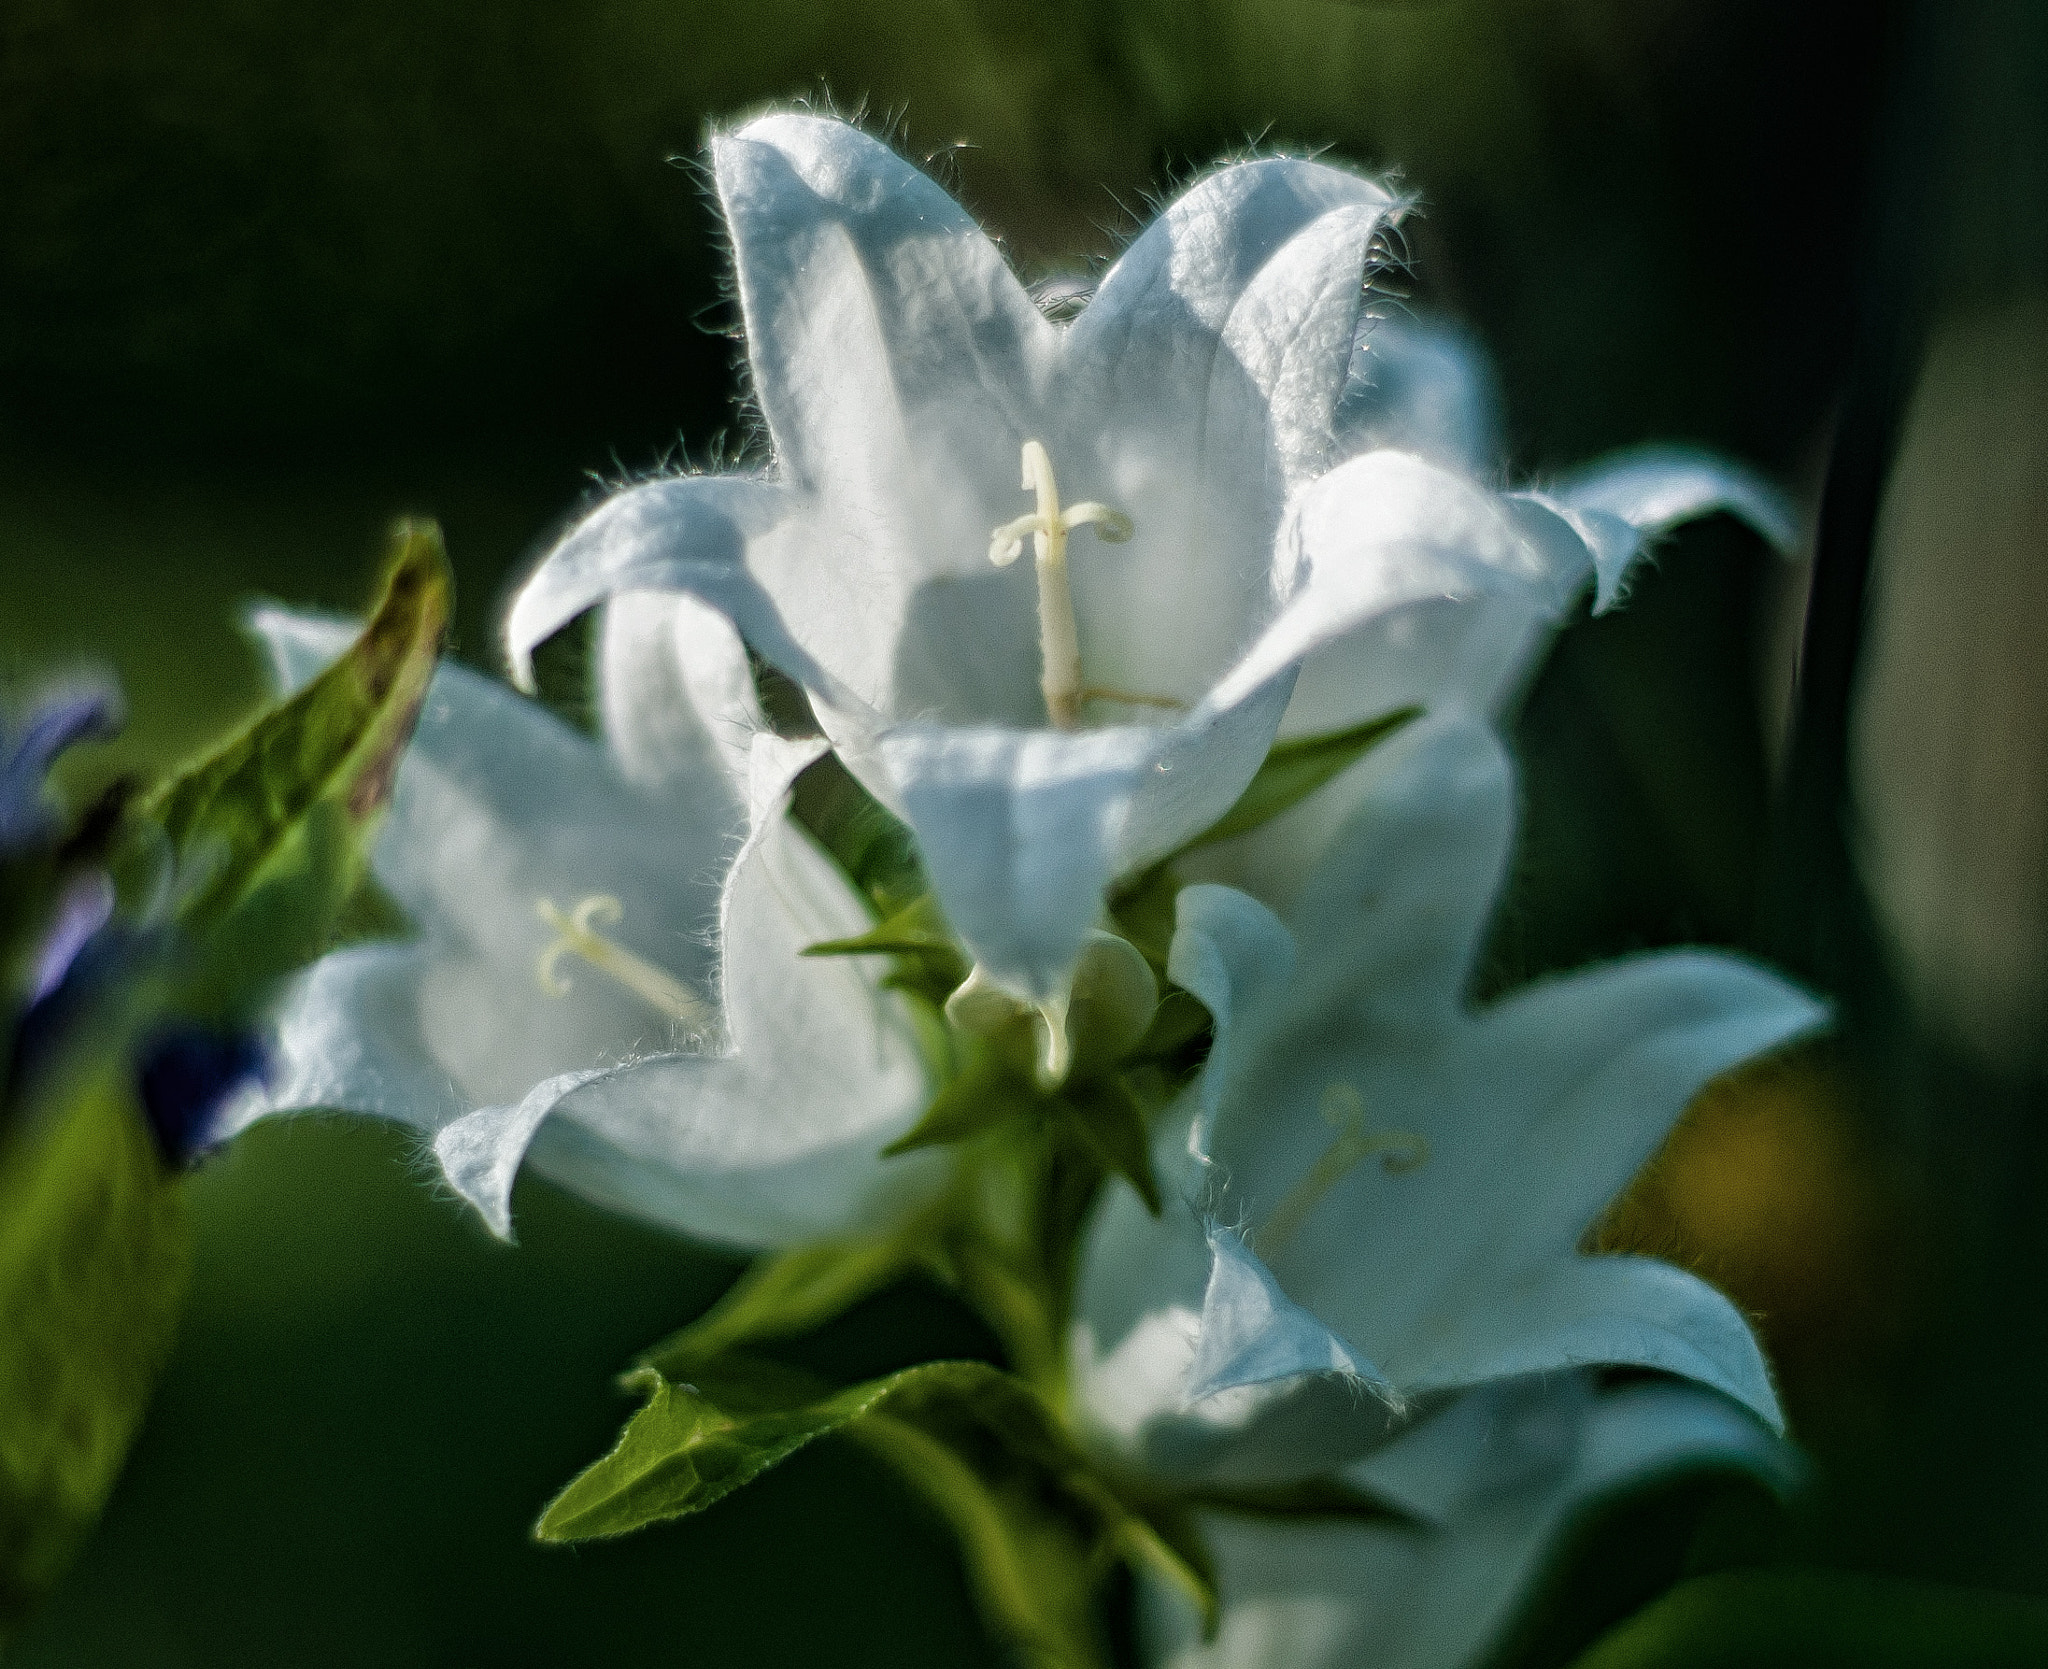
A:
988,441,1181,730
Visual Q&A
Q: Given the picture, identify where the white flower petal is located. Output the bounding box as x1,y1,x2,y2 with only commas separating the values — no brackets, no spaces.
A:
1393,1255,1784,1433
242,609,926,1246
711,114,1058,719
1471,949,1828,1269
1183,1226,1383,1406
1143,1376,1792,1669
1166,884,1296,1150
1271,715,1516,1030
715,112,1054,509
244,608,734,1109
1077,715,1818,1458
503,474,824,701
432,1067,611,1240
598,590,763,794
224,942,463,1138
1557,442,1799,551
1176,596,1550,916
1069,155,1399,435
1335,312,1504,475
1203,451,1565,716
1543,443,1800,612
515,734,943,1246
878,721,1164,1003
1051,159,1402,705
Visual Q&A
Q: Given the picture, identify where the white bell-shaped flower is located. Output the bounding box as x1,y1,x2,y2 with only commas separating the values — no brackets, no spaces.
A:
1071,715,1822,1479
228,595,944,1245
507,114,1791,1038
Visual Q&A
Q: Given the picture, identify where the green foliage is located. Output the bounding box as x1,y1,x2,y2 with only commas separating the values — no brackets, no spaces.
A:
106,521,450,1005
1181,704,1421,854
1564,1571,2048,1669
0,1066,188,1632
536,1358,1215,1668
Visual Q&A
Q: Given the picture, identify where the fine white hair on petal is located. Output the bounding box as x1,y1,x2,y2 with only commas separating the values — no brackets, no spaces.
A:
1550,443,1802,611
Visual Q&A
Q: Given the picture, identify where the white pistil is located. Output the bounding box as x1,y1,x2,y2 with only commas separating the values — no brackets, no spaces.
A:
1251,1083,1427,1259
535,894,712,1030
989,439,1133,730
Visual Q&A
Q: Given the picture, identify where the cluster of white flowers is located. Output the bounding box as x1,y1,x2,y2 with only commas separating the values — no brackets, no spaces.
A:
232,114,1820,1669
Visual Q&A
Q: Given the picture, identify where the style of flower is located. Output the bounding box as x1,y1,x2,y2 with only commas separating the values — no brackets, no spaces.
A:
1066,715,1824,1667
233,595,945,1245
505,113,1791,1078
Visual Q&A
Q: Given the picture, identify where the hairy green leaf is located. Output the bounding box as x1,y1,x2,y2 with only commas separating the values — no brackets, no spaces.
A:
539,1356,1219,1662
109,521,450,997
1182,704,1421,852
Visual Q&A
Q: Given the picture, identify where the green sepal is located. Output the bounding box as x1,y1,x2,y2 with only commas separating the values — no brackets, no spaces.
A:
106,521,451,1002
860,1362,1217,1652
803,891,962,972
852,1412,1109,1669
1106,862,1181,969
883,1038,1042,1157
1127,987,1213,1066
1182,704,1421,853
0,1062,188,1631
1053,1076,1162,1216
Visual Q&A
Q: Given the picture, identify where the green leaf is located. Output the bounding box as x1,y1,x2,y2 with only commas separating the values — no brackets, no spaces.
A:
0,1063,187,1631
540,1356,1218,1666
108,520,451,997
1181,704,1421,852
1564,1571,2048,1669
534,1364,891,1542
1105,862,1180,968
536,1359,1018,1543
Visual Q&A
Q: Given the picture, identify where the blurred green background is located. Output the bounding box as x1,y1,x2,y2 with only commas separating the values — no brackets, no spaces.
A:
6,0,2047,1662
